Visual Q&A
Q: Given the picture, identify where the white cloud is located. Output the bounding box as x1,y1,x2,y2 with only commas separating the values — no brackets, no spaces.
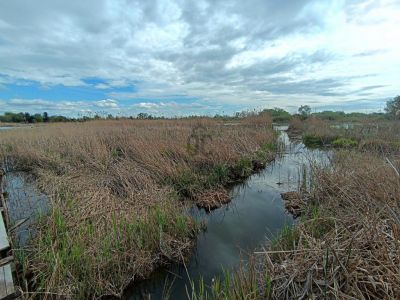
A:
0,0,399,114
0,99,93,115
136,102,160,109
95,99,119,108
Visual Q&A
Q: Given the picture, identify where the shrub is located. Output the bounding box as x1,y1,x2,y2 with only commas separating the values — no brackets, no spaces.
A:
332,137,358,148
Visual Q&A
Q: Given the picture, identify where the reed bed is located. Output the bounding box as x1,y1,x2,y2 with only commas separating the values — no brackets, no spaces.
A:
259,151,400,299
289,117,400,154
196,153,400,299
195,120,400,299
0,116,275,299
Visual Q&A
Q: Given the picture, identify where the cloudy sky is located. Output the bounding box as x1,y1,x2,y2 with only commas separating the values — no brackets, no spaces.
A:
0,0,399,116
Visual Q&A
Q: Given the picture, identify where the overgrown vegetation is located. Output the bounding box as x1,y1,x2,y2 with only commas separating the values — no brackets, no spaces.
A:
190,260,271,300
289,115,400,152
195,117,400,299
0,116,275,298
2,100,400,299
256,151,400,299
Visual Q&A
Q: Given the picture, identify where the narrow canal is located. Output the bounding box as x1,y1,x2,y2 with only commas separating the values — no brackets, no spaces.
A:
126,126,330,299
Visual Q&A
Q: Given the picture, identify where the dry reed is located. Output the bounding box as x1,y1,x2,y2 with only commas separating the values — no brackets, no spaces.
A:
0,116,275,299
259,151,400,299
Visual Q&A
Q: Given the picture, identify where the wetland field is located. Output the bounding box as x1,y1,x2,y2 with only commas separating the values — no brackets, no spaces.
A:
0,115,277,298
0,113,399,300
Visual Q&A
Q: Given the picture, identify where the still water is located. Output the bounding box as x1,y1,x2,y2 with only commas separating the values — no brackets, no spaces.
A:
3,173,49,246
126,126,330,299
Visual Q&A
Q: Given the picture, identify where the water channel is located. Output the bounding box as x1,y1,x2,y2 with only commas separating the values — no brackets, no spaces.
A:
126,126,330,299
1,125,330,299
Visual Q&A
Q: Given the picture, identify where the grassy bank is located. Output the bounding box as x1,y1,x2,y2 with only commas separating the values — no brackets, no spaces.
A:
288,117,400,152
0,116,276,298
194,119,400,299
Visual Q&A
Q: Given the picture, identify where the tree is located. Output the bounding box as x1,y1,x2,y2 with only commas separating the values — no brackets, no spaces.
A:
24,112,34,123
33,113,43,123
0,112,24,123
43,112,49,122
137,112,153,119
263,108,291,122
298,105,311,118
385,96,400,119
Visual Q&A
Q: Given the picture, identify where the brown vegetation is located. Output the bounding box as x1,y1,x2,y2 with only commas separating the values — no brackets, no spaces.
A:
197,118,400,299
262,151,400,299
289,117,400,153
0,116,275,299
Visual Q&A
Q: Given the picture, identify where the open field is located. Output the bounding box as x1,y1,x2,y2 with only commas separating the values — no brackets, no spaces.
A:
0,116,276,298
194,118,400,299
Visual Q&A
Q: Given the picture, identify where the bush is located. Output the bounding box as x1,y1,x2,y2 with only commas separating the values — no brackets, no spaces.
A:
332,137,358,148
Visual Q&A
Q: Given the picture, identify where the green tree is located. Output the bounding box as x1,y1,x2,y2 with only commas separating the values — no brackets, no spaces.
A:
24,112,34,123
43,112,49,122
33,113,43,122
298,105,311,118
263,108,291,122
385,95,400,119
137,112,153,119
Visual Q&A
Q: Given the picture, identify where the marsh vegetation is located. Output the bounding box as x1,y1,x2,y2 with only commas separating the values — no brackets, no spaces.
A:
1,105,399,299
0,115,276,298
193,117,400,299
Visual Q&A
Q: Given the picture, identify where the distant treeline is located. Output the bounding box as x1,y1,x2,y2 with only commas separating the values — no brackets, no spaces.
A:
1,95,398,123
0,112,71,123
0,111,176,123
0,109,391,124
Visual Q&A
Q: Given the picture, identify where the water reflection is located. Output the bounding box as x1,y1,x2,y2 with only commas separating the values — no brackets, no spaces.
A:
126,126,331,299
3,173,49,246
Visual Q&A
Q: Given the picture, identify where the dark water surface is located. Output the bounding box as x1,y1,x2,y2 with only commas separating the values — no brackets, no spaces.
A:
3,173,49,246
125,126,330,299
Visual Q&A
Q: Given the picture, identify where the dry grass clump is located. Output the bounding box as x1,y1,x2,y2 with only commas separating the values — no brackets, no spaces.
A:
287,117,304,135
0,117,275,298
259,151,400,299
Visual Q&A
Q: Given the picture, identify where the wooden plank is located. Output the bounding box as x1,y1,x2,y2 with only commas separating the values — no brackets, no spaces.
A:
0,193,8,229
3,264,14,297
0,265,5,299
0,264,12,298
0,257,12,269
0,263,15,300
0,215,9,253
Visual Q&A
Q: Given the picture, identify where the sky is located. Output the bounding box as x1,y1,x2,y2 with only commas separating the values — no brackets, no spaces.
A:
0,0,399,117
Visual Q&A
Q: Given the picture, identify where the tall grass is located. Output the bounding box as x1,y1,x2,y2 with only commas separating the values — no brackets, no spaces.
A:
189,260,271,300
193,119,400,299
0,117,275,298
289,117,400,154
198,152,400,299
261,151,400,299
